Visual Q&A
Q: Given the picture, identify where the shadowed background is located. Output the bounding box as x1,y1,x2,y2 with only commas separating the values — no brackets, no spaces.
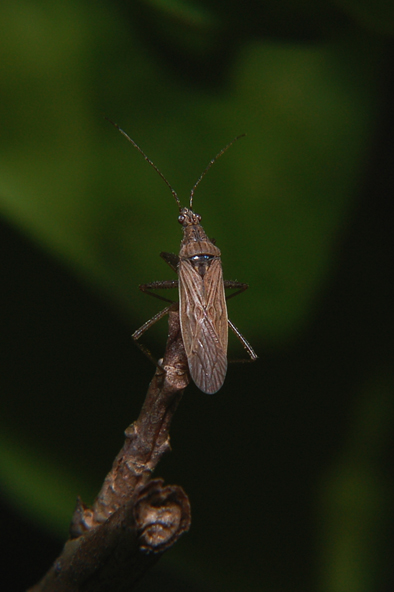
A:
1,1,394,591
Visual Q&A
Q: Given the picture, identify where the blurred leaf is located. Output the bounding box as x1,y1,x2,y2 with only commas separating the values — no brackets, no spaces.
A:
0,2,379,343
0,428,95,537
317,369,394,592
0,1,392,591
334,0,394,35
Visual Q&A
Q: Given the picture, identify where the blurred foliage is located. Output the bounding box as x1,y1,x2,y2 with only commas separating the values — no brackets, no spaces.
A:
0,1,394,591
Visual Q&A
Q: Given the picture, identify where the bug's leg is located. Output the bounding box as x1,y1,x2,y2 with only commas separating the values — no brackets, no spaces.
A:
132,304,173,366
228,318,258,362
160,251,179,272
139,279,179,303
225,281,257,361
137,252,179,303
134,253,179,363
224,280,249,301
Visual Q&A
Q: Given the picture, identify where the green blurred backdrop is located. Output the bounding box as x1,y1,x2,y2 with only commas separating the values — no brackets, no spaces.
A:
1,1,394,591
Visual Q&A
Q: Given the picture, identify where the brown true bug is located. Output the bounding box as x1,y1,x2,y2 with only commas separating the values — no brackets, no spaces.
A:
110,121,257,393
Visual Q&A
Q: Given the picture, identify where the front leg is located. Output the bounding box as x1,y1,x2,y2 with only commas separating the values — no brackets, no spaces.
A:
160,251,179,272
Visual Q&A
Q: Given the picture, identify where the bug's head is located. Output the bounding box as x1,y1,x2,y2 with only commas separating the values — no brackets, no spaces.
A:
178,207,201,228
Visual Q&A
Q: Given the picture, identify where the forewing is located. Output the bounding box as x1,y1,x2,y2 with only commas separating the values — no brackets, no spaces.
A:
179,259,228,394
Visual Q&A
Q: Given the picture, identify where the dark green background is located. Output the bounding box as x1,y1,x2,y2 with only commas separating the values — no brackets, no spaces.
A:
1,1,394,591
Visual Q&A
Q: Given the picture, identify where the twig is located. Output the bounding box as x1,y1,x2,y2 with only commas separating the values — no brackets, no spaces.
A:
28,303,191,592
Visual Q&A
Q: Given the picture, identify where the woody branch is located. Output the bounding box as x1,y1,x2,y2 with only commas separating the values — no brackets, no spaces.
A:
28,302,191,592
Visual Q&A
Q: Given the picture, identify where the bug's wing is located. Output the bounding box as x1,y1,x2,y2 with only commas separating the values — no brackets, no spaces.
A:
179,259,228,394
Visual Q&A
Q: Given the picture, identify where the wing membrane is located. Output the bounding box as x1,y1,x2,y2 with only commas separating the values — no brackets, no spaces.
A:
179,259,228,394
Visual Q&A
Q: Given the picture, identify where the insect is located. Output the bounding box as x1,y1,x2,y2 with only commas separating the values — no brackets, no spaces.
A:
110,121,257,393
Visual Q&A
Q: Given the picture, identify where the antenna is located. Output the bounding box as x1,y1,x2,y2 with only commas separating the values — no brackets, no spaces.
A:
106,118,182,211
189,134,246,210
